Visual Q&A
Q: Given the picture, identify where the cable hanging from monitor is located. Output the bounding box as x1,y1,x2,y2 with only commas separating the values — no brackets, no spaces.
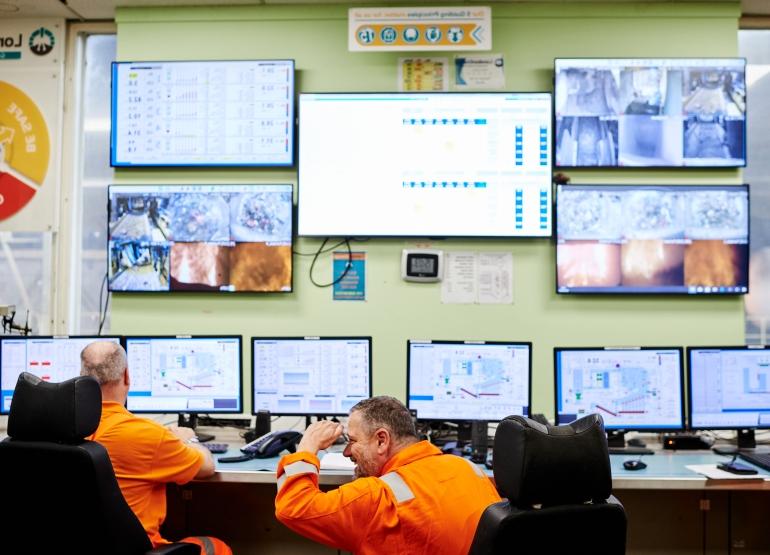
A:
307,237,353,288
97,271,110,335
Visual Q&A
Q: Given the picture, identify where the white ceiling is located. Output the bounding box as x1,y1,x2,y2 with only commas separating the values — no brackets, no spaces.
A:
0,0,767,21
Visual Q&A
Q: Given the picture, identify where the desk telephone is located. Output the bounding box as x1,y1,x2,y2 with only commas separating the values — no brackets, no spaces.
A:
218,430,302,463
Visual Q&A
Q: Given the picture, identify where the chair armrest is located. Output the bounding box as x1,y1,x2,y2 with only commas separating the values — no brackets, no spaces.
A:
146,542,201,555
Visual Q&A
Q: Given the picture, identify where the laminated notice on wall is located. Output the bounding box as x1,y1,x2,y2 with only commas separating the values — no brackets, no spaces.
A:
398,57,448,91
441,251,513,304
333,251,366,301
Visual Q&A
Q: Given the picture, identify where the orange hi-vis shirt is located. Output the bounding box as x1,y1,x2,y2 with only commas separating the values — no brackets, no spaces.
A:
275,440,501,555
88,402,205,547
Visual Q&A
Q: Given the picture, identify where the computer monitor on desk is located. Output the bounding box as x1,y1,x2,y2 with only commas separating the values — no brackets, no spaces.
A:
124,336,243,438
0,336,121,413
554,346,685,453
688,346,770,449
252,337,372,417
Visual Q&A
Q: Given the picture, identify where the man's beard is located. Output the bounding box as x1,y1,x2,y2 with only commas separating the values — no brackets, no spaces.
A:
353,456,378,478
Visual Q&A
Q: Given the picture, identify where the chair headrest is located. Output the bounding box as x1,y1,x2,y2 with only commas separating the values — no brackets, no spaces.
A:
493,413,612,508
7,372,102,443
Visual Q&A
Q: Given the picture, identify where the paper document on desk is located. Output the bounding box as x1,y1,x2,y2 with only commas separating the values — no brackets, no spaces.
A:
686,464,766,480
321,452,356,471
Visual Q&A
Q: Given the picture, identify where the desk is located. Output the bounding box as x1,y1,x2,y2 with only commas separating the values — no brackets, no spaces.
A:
164,449,770,555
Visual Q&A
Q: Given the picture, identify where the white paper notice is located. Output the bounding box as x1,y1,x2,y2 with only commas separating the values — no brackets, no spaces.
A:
441,251,477,304
478,252,513,304
454,54,505,90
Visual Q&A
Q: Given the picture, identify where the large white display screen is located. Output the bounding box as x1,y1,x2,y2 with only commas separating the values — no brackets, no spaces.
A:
252,337,371,415
125,336,242,413
555,347,684,430
688,347,770,429
298,92,552,237
0,336,120,413
111,60,295,167
407,341,531,421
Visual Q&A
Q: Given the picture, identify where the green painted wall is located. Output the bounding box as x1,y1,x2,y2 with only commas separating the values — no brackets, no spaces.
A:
112,2,744,417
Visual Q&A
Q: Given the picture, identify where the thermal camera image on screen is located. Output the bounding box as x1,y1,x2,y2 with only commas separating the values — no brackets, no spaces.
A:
556,184,748,294
555,59,745,167
108,184,293,292
408,342,530,421
555,348,684,429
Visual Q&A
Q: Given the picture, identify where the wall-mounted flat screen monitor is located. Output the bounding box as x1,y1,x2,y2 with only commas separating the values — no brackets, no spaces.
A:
124,335,242,413
252,337,372,416
108,184,293,293
0,336,121,413
554,346,685,430
556,184,749,295
554,58,746,167
407,340,531,421
688,346,770,430
111,59,295,167
298,92,553,237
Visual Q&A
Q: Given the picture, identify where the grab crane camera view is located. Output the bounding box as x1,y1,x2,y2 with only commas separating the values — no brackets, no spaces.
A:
108,184,293,293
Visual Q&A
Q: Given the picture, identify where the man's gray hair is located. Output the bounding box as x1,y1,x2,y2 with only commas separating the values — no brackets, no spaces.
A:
80,341,127,385
350,396,418,441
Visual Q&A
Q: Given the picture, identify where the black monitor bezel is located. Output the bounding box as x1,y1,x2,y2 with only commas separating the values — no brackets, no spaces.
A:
552,56,747,169
553,345,686,432
406,339,533,422
110,59,296,168
686,345,770,431
250,336,373,416
553,183,750,296
123,334,244,415
0,335,122,415
296,91,554,239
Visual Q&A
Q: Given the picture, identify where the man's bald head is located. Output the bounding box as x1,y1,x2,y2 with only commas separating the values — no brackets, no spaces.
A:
80,341,128,385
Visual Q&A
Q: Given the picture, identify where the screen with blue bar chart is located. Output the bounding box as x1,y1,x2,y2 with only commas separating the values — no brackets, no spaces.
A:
554,347,685,430
298,92,552,237
407,340,531,421
252,337,372,415
124,336,242,413
0,336,121,414
688,346,770,430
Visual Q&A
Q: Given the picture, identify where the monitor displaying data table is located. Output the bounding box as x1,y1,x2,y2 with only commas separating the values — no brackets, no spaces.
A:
111,59,295,167
554,346,685,430
252,337,372,415
0,336,121,413
124,336,243,413
407,340,532,421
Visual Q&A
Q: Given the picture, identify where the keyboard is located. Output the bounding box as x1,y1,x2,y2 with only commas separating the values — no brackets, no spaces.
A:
608,447,655,456
202,443,229,454
738,452,770,472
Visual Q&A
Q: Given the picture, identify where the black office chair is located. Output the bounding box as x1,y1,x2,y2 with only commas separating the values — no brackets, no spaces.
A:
469,413,627,555
0,372,199,555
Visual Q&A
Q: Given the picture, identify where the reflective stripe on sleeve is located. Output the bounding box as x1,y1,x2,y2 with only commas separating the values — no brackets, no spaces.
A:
461,456,487,478
277,460,319,492
379,471,415,504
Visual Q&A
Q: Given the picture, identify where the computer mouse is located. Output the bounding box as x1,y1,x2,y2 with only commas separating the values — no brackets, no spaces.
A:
623,459,647,471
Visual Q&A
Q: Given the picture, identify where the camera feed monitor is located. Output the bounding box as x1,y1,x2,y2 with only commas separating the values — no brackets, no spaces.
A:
407,340,531,421
554,58,746,167
554,347,685,430
556,184,749,295
688,346,770,430
298,92,553,237
108,184,293,293
252,337,372,415
124,336,242,413
111,59,295,167
0,336,121,413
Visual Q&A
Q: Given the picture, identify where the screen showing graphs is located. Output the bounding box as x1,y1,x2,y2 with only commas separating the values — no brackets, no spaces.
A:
111,60,295,167
252,337,371,415
555,347,684,430
298,92,552,237
0,336,120,413
688,347,770,429
407,340,531,421
125,336,242,413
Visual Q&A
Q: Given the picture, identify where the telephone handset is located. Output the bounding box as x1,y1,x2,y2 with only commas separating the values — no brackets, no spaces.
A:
218,430,302,463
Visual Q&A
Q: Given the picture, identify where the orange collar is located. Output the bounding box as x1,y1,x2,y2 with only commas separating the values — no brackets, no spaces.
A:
380,440,442,475
101,401,130,416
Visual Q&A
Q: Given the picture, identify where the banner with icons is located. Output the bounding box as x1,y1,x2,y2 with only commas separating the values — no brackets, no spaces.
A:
349,7,491,52
0,18,64,232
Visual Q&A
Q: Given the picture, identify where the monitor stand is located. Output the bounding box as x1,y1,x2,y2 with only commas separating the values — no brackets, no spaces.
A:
737,428,756,450
178,414,215,443
606,430,654,455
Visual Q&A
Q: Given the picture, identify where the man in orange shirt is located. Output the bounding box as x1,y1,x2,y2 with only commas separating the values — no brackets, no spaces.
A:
80,340,232,555
275,396,501,554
